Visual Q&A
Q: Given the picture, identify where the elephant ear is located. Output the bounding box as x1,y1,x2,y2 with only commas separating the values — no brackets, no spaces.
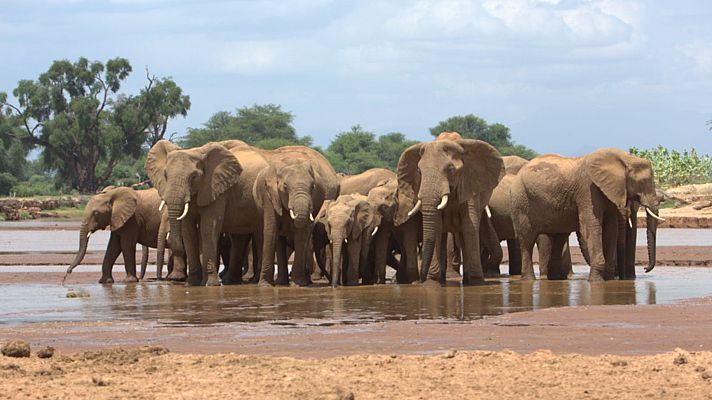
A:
587,149,627,211
110,188,138,231
197,143,244,207
145,140,180,196
253,166,282,216
395,143,424,225
352,199,374,238
455,139,505,202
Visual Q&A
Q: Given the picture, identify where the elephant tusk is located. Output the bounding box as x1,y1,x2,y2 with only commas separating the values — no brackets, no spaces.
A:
86,231,92,239
329,239,333,244
290,209,297,220
166,232,170,241
177,202,190,221
371,226,379,237
645,207,665,222
485,205,492,218
344,238,348,244
159,200,165,212
628,217,633,228
437,194,449,210
407,200,422,217
309,213,315,222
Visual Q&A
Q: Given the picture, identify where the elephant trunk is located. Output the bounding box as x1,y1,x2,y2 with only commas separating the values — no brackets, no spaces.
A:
167,203,186,259
289,192,312,284
155,216,169,280
645,207,658,272
331,236,345,287
66,222,90,275
420,205,443,282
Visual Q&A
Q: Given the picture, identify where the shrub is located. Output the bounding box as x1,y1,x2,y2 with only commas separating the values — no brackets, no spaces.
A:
630,145,712,187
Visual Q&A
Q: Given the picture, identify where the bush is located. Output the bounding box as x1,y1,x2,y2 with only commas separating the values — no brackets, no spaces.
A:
630,145,712,187
11,174,62,197
0,172,18,195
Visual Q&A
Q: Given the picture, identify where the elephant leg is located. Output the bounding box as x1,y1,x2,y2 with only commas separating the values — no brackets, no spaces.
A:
224,235,249,284
481,218,502,277
602,210,619,280
259,211,277,286
345,240,361,286
99,234,122,284
507,239,522,276
537,235,552,279
460,203,485,285
139,245,149,280
372,228,390,284
117,234,138,283
545,234,568,280
579,211,607,281
219,234,231,278
398,220,419,284
276,237,290,285
562,241,573,279
249,234,262,284
446,233,461,278
198,211,224,286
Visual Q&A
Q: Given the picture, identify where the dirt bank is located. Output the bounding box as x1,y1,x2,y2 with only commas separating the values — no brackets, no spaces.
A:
1,345,711,399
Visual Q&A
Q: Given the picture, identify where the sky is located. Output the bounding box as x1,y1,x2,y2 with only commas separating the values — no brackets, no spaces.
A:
1,0,711,155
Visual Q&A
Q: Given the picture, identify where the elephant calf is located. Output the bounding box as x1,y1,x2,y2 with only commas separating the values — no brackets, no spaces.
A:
65,186,166,283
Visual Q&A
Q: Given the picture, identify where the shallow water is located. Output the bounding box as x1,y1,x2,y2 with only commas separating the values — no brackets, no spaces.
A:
1,265,711,327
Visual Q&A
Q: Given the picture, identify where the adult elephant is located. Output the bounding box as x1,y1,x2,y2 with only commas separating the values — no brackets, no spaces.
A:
145,140,269,286
64,186,165,283
339,168,395,195
396,137,504,285
510,148,662,281
253,146,339,286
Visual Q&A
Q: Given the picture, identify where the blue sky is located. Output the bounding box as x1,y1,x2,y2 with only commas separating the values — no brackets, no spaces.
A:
1,0,711,155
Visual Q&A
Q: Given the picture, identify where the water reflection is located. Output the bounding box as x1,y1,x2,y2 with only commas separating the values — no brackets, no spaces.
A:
2,266,710,327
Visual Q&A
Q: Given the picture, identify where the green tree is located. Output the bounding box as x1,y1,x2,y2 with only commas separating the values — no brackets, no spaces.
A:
325,125,385,174
0,57,190,193
181,104,311,149
0,111,29,180
377,132,418,170
429,114,536,159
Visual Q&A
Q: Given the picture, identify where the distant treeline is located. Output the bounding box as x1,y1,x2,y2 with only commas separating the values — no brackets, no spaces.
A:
0,56,532,196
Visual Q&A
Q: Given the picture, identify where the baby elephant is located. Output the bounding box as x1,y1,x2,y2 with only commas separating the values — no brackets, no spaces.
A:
65,186,165,284
316,194,380,287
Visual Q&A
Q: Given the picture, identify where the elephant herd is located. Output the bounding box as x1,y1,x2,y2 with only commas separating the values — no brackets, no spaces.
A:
65,131,664,287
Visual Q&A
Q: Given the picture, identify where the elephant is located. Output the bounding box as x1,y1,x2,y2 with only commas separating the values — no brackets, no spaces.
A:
145,140,270,286
396,133,504,286
253,146,340,286
339,168,395,195
510,148,662,281
64,186,166,283
315,194,378,286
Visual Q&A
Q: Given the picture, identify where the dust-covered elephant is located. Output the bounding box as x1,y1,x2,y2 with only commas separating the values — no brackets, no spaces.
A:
316,194,378,286
64,186,165,283
253,146,339,286
510,148,662,281
396,135,504,285
145,140,269,286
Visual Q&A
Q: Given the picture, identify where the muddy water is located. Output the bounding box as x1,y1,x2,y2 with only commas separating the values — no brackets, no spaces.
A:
1,266,711,327
2,226,710,253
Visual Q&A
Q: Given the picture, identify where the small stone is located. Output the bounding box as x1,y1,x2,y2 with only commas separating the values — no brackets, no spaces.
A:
702,372,712,380
92,376,109,387
317,386,354,400
695,366,706,372
1,340,31,358
673,354,688,366
442,349,457,359
610,360,628,367
37,347,55,359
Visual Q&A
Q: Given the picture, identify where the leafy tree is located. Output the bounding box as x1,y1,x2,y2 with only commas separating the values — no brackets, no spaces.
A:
0,173,17,195
181,104,311,149
0,108,30,180
377,132,418,170
630,145,712,187
0,57,190,193
324,125,385,175
430,114,536,159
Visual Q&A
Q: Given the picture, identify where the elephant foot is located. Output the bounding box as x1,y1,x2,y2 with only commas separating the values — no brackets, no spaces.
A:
445,270,461,280
587,272,605,282
222,277,243,285
422,278,442,288
462,279,487,286
344,280,360,286
291,278,310,287
257,280,275,288
166,270,187,282
520,273,536,281
98,276,114,284
122,275,139,284
204,276,221,286
275,278,290,286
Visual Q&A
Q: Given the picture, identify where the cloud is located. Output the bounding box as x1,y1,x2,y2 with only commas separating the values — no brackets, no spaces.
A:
678,42,712,74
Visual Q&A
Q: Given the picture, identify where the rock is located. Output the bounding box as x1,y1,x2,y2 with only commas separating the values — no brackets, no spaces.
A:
92,376,109,387
317,386,354,400
673,353,688,366
442,349,457,359
37,347,55,359
1,340,31,358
